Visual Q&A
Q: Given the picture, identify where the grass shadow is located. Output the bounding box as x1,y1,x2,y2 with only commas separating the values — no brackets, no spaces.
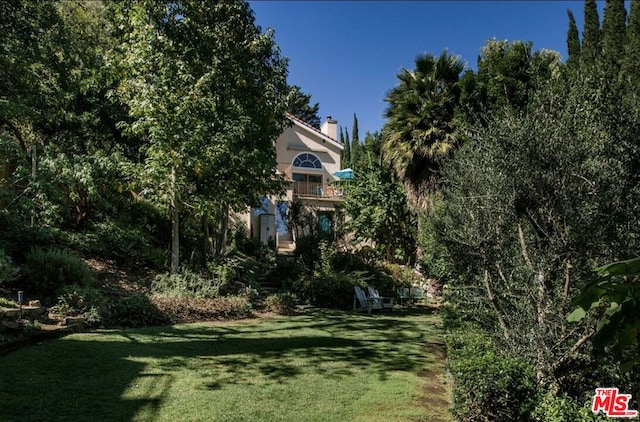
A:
0,307,443,421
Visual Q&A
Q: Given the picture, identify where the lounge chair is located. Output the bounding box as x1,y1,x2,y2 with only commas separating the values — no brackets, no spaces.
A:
409,286,424,303
353,286,382,314
396,287,411,305
396,286,425,305
367,286,394,311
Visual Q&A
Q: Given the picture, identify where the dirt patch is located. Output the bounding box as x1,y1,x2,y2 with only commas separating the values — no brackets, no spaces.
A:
415,341,453,421
85,257,158,296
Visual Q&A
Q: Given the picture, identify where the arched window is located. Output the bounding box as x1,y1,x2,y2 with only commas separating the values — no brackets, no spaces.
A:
292,153,322,169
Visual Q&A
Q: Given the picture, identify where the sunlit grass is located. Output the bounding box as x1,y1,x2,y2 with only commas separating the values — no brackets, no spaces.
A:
0,308,451,421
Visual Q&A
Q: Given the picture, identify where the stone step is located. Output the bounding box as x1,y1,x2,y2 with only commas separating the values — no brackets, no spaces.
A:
0,306,46,319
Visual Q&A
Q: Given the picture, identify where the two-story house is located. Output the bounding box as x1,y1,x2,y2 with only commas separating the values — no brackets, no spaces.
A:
242,113,345,253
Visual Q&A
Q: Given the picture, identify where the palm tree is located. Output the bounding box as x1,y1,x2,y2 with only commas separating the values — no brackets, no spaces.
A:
382,50,464,204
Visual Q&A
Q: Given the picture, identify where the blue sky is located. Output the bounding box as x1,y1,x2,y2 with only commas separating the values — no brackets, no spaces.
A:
250,1,605,137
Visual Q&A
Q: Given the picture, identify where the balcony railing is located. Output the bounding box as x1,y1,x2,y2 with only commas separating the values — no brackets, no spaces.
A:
292,181,344,199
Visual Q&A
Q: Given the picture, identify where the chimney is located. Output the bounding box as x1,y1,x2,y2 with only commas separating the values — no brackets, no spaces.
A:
320,116,338,140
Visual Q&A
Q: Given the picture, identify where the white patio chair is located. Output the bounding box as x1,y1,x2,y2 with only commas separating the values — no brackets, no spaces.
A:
353,286,382,314
367,286,394,311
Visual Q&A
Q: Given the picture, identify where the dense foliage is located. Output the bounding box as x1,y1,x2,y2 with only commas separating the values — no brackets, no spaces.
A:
3,1,640,418
378,0,640,418
0,0,308,286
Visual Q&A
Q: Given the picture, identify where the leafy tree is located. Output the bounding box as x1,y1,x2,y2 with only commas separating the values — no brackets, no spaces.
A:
362,131,382,164
344,158,416,264
566,10,581,67
114,0,289,272
569,257,640,373
0,1,130,227
436,68,640,391
0,1,67,224
286,85,321,128
457,40,561,129
382,50,464,204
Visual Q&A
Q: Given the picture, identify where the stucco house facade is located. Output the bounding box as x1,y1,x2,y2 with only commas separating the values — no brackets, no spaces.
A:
240,113,345,253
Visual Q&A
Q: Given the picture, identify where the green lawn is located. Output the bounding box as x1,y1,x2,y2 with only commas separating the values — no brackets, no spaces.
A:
0,308,451,422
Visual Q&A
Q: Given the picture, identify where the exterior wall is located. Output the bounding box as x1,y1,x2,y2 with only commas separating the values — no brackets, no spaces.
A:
243,117,344,251
274,125,342,183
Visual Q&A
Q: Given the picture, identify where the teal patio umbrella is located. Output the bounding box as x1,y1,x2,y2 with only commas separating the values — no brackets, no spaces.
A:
332,168,354,180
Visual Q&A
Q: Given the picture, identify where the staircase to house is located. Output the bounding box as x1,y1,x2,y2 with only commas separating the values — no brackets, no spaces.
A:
277,239,295,256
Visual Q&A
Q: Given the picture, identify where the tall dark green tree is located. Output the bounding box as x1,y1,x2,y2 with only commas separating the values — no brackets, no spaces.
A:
602,0,627,73
344,128,350,167
363,131,382,164
566,10,582,67
340,126,351,168
350,113,361,169
457,40,559,128
582,0,601,66
623,0,640,90
286,85,321,128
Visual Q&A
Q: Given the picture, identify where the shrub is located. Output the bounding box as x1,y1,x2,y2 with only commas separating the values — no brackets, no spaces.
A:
107,293,171,328
50,285,107,327
229,223,269,257
0,211,57,262
22,247,95,300
447,328,539,421
266,257,308,290
319,245,394,295
87,219,168,269
151,270,219,298
0,248,19,285
263,292,298,315
0,297,18,308
294,235,323,269
208,254,263,295
151,295,252,323
531,391,606,422
308,271,371,309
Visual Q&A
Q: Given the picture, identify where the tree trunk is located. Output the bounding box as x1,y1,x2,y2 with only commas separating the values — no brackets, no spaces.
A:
483,269,510,341
203,214,210,266
535,268,546,383
170,164,180,274
518,223,547,383
30,144,36,226
216,202,229,257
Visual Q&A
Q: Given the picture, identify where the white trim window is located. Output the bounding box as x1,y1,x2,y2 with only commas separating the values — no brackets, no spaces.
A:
292,153,323,196
292,152,322,169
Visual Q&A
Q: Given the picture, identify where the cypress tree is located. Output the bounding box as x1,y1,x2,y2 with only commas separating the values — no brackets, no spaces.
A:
567,10,581,67
341,126,351,168
582,0,601,66
351,113,361,168
602,0,627,72
344,128,351,169
623,0,640,86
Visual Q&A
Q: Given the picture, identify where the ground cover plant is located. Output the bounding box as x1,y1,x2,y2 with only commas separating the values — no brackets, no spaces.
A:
0,308,451,422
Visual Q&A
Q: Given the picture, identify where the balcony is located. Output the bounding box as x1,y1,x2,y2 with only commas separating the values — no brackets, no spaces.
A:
292,181,344,200
276,163,345,200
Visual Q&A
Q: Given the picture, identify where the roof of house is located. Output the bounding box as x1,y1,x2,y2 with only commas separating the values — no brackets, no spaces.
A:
285,113,344,151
